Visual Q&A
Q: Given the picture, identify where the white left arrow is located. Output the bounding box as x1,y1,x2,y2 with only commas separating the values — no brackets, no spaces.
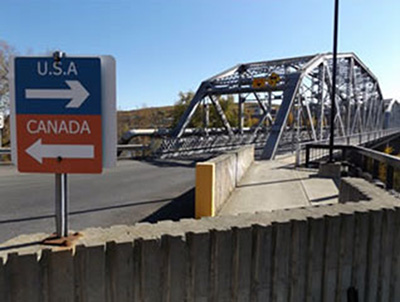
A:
25,80,90,108
26,139,94,164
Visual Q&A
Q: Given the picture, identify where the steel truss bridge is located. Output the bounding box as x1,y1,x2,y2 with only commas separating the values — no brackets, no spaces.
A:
122,53,400,159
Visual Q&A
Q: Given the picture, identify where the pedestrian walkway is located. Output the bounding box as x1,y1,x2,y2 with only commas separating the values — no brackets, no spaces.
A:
219,156,339,215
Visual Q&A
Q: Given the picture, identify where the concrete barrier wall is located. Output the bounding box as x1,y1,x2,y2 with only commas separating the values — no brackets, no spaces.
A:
2,177,400,301
235,145,255,183
195,145,254,218
210,153,238,214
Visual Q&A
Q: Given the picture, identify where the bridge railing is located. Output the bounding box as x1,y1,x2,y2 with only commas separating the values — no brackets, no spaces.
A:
300,139,400,191
117,144,150,159
346,146,400,190
155,133,267,158
0,145,150,162
0,148,9,155
295,128,400,167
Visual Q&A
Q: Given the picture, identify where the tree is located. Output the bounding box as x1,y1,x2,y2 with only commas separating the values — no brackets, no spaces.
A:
0,40,15,115
171,91,242,129
209,95,239,128
171,91,202,128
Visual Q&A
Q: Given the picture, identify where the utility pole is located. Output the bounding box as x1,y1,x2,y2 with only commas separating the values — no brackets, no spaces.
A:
329,0,339,162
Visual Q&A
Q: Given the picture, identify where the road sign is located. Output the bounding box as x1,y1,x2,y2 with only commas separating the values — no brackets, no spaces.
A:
10,56,116,173
252,78,266,89
267,72,281,87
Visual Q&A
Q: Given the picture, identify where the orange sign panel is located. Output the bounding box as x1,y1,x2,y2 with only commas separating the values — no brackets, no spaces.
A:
267,72,281,87
252,78,266,89
16,115,102,173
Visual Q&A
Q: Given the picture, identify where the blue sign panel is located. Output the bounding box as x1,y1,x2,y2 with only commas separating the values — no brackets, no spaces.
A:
15,57,101,115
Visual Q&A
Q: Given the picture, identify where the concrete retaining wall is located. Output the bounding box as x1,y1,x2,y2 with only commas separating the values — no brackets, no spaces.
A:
1,177,400,301
195,145,254,218
211,153,237,214
235,145,255,183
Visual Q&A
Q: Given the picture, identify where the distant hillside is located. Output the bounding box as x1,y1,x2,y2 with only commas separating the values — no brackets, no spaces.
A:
117,106,175,138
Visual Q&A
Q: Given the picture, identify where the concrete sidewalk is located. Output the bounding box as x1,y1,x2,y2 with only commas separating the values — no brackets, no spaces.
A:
219,156,339,215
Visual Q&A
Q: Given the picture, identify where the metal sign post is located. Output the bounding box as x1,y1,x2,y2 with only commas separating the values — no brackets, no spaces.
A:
55,173,68,237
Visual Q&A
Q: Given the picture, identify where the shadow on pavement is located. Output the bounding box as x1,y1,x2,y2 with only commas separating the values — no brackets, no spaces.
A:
237,177,310,188
140,188,195,223
138,154,216,168
142,158,197,168
0,198,174,225
310,194,339,203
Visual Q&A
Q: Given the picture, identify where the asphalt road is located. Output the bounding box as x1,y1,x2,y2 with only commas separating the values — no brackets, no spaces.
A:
0,159,195,243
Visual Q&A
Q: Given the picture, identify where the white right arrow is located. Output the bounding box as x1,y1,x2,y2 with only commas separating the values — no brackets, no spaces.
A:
26,139,94,164
25,80,90,108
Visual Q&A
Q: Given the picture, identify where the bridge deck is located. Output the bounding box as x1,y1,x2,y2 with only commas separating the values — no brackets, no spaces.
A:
219,156,339,215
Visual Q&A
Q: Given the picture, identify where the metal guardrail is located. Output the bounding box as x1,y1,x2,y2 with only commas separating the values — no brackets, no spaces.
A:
346,146,400,190
117,144,149,158
295,128,400,167
303,142,400,191
0,148,10,155
0,145,149,158
303,144,349,168
352,146,400,170
117,144,146,151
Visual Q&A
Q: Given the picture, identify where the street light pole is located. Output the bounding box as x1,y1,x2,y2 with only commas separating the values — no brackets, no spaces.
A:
329,0,339,162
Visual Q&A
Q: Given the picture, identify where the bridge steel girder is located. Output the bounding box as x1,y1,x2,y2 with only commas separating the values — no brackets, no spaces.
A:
164,53,396,159
172,82,209,137
261,73,302,159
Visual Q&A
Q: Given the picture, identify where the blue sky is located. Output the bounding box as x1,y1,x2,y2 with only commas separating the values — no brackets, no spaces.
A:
1,0,399,110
